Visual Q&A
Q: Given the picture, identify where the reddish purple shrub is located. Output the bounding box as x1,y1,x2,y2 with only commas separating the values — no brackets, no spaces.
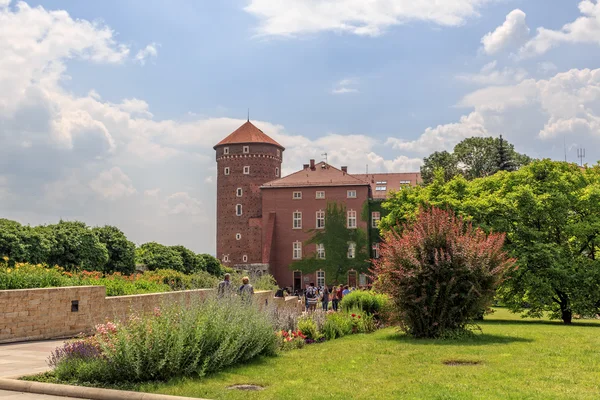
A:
373,207,514,338
47,339,103,368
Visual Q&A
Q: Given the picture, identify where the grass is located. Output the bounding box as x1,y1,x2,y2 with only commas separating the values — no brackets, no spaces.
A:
139,308,600,400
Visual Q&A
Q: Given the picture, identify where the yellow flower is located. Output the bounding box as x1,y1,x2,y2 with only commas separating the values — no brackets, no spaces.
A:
6,268,11,273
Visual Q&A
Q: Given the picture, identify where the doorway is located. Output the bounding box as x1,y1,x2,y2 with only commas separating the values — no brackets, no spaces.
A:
348,270,357,288
293,271,302,294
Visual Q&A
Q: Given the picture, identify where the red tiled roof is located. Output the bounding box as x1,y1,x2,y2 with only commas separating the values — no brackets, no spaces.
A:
214,121,284,149
262,162,369,188
353,172,422,199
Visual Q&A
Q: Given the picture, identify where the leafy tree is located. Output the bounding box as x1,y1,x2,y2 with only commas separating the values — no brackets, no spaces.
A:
420,136,531,185
92,226,136,274
196,253,222,276
135,242,184,272
420,151,460,185
381,160,600,324
46,221,109,271
170,245,204,273
0,219,27,265
291,202,370,284
374,207,514,338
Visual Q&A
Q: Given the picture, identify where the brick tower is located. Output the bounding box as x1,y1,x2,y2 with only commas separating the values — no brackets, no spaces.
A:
214,120,284,269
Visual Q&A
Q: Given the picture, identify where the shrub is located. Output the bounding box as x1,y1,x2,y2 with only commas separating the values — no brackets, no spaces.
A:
373,207,514,338
277,330,306,351
322,311,353,340
51,295,277,383
340,290,391,320
297,315,322,341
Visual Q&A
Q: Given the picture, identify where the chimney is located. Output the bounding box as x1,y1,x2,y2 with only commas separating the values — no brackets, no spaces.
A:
341,166,348,173
303,164,309,169
310,159,315,170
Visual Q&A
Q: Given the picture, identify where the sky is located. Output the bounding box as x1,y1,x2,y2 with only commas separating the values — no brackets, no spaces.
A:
1,0,600,254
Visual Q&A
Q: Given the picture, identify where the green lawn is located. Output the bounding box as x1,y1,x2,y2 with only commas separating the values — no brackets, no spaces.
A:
140,309,600,400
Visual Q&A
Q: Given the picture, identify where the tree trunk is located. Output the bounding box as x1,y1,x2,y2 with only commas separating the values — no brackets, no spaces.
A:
561,308,572,325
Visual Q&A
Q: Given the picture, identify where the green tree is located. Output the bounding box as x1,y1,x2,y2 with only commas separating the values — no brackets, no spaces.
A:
92,226,136,274
135,242,184,272
46,221,109,271
381,160,600,324
170,245,204,273
291,202,370,284
0,219,27,265
196,253,222,276
420,151,460,185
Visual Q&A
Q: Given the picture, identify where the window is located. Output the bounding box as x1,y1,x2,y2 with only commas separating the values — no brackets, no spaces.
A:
223,255,229,262
359,273,367,286
347,190,357,198
371,211,380,228
243,166,250,175
277,149,281,157
347,242,356,259
242,255,248,262
236,204,242,216
347,210,357,229
293,211,302,229
376,180,387,184
316,191,325,199
243,145,249,154
276,167,279,177
293,241,302,259
316,210,325,229
372,242,380,259
224,167,230,175
236,233,241,240
224,147,229,155
316,244,326,259
236,188,243,197
317,270,325,287
376,186,387,191
293,191,302,199
400,180,411,185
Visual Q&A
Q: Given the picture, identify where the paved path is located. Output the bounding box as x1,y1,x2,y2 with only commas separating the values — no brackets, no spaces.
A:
0,340,85,399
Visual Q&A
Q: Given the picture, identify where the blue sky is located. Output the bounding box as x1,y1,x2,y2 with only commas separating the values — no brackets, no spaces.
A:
1,0,600,253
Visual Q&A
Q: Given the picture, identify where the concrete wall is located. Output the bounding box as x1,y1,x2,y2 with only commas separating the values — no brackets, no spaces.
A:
0,287,278,344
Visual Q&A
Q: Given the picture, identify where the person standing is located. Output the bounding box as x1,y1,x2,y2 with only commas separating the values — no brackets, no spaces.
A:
305,282,318,312
239,276,254,301
342,285,350,296
331,285,340,311
321,285,330,311
217,273,232,297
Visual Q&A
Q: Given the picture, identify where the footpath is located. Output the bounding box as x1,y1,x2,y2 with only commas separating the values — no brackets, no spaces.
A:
0,339,85,400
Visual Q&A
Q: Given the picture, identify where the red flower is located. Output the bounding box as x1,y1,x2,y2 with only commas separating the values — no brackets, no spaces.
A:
358,315,361,319
351,313,356,317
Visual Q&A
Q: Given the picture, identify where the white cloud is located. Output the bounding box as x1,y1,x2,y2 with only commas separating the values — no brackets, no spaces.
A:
165,192,203,216
481,9,529,55
144,188,160,197
332,78,359,94
134,43,158,66
520,0,600,58
0,0,11,8
245,0,497,37
394,68,600,160
538,61,558,74
386,112,488,156
89,167,136,200
457,61,528,85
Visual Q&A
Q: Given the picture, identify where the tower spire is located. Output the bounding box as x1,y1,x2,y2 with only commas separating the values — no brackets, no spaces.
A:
247,108,250,122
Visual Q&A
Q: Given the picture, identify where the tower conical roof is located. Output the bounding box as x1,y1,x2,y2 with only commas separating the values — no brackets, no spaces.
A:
214,121,284,149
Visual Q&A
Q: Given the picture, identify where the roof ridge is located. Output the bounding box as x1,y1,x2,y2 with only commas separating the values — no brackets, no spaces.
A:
214,121,284,149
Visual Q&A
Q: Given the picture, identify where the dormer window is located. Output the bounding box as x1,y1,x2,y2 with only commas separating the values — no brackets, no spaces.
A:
243,146,249,154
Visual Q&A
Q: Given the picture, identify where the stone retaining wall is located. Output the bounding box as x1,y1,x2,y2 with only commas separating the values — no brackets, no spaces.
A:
0,287,279,344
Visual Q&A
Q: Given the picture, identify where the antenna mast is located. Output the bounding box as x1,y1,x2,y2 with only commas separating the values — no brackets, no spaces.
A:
321,152,328,164
577,148,586,167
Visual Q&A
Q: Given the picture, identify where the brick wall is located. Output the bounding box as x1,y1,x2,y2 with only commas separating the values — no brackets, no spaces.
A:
0,287,277,344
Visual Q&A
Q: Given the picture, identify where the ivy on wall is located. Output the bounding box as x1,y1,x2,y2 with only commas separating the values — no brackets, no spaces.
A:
290,201,370,285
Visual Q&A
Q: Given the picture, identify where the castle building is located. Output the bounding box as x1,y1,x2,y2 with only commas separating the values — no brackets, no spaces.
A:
214,121,420,291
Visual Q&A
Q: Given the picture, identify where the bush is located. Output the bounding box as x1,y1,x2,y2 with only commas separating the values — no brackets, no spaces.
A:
373,207,514,338
51,295,277,383
297,315,322,341
322,311,353,340
340,290,390,320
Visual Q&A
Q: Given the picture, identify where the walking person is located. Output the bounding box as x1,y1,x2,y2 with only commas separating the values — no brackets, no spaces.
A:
305,282,318,312
217,273,232,297
238,276,254,302
321,285,330,311
331,285,340,311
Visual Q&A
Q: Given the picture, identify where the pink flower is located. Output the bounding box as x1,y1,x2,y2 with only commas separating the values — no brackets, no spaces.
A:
153,307,161,317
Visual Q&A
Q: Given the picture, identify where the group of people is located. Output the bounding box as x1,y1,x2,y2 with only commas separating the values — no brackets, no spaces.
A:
217,273,254,297
304,282,352,312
